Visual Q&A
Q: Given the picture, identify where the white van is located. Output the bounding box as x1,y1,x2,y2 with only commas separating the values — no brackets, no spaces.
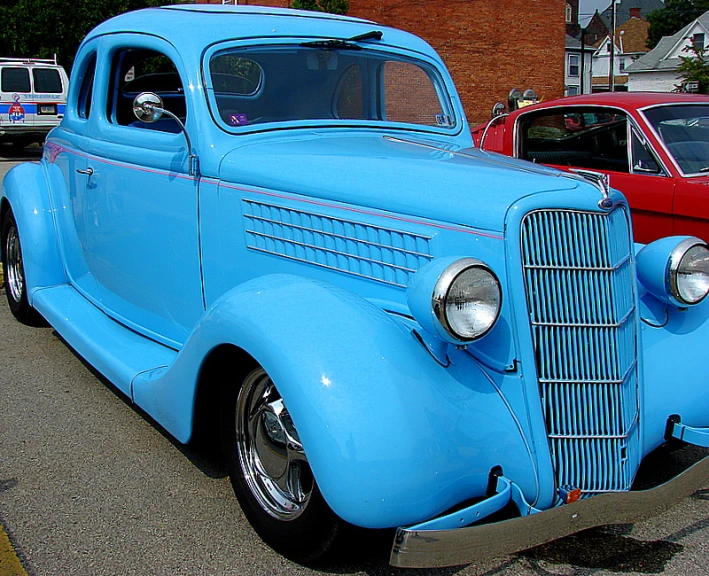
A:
0,56,68,150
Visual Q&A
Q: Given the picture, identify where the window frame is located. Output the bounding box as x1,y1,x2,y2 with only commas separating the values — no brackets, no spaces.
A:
568,54,580,78
202,39,462,137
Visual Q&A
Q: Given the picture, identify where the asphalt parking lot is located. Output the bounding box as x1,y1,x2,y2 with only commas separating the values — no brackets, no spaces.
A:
2,151,709,575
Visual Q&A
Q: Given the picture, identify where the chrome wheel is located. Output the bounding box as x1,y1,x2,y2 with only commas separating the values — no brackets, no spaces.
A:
5,222,24,304
235,369,313,520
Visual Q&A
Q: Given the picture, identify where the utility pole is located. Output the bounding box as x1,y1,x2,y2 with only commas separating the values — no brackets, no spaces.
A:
581,28,586,94
609,0,618,91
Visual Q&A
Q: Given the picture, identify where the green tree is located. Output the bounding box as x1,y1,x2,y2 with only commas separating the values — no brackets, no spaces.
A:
676,41,709,93
647,0,709,49
291,0,349,15
0,0,174,71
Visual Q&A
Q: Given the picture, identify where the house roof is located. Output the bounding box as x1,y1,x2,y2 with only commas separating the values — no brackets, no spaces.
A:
566,34,595,50
626,10,709,73
617,17,651,53
591,16,650,53
600,0,664,28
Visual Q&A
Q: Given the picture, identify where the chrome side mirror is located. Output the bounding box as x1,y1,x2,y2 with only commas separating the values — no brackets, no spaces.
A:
133,92,164,123
132,92,199,177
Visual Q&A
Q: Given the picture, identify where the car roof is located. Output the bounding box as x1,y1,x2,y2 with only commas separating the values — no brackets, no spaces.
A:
84,4,436,59
517,92,709,115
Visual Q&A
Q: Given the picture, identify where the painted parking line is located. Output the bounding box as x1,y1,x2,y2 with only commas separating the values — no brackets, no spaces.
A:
0,524,27,576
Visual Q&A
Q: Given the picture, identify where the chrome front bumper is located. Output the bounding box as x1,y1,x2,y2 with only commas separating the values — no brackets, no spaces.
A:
390,454,709,568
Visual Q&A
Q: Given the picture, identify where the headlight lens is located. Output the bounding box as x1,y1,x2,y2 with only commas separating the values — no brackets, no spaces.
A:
671,241,709,305
433,259,502,341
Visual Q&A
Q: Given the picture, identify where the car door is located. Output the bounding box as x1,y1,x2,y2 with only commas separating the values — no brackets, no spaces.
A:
516,106,675,243
671,177,709,242
73,35,204,347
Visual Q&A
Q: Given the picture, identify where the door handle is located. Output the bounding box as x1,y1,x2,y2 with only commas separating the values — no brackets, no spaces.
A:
76,167,94,176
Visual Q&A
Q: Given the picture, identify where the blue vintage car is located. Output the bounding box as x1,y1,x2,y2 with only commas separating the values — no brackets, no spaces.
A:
3,4,709,569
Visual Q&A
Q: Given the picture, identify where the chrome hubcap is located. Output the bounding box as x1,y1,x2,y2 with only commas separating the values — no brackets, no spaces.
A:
236,369,313,520
5,224,24,304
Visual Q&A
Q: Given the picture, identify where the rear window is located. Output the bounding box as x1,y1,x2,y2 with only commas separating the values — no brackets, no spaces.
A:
1,68,31,93
32,68,63,93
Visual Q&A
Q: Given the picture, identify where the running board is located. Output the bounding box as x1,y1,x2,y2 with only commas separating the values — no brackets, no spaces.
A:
32,284,177,399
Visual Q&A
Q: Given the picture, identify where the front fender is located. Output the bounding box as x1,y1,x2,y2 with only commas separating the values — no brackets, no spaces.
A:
1,162,66,297
133,274,536,528
639,293,709,452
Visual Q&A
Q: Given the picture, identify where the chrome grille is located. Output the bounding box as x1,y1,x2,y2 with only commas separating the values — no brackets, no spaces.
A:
521,208,639,495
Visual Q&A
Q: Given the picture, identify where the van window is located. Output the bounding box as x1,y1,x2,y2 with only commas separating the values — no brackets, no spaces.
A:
33,68,63,93
1,68,31,93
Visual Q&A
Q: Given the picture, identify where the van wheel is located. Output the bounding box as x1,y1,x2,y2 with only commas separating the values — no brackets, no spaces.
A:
2,210,43,325
221,366,342,563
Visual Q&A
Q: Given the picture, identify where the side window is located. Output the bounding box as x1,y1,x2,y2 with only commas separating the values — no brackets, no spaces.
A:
78,54,97,120
210,54,264,126
520,109,629,172
382,62,448,127
1,68,31,93
631,129,662,174
211,54,262,96
336,65,364,120
108,48,185,132
32,68,62,93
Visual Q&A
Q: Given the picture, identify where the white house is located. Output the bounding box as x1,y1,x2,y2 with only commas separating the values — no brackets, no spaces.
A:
565,34,594,95
592,10,651,92
627,10,709,91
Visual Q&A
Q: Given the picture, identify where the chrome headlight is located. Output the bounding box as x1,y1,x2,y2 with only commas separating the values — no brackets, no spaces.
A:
636,236,709,306
669,238,709,305
408,257,502,344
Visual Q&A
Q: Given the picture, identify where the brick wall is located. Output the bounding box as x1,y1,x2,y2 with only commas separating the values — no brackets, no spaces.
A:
196,0,566,125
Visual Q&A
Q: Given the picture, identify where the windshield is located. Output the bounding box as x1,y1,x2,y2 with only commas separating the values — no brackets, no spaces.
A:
644,104,709,174
207,44,455,131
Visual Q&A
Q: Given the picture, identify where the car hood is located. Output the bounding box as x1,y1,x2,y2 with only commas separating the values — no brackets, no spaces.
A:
218,132,583,234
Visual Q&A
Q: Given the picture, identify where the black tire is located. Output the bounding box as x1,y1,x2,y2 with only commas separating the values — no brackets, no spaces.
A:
2,209,43,325
221,366,343,564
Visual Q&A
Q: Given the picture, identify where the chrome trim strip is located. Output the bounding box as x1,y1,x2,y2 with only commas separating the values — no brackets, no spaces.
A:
389,455,709,568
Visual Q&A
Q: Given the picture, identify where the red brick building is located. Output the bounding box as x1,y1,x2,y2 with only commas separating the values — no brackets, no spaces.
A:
195,0,566,124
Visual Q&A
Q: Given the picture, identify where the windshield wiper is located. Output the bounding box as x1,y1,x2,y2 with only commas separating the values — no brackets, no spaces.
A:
301,30,383,50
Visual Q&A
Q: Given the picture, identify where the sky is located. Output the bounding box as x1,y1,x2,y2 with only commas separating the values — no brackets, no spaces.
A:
578,0,661,26
579,0,610,26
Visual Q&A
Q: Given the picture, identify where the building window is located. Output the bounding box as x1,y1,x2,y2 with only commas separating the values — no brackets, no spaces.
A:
619,58,626,71
568,54,580,77
693,33,705,51
567,86,579,96
566,3,572,23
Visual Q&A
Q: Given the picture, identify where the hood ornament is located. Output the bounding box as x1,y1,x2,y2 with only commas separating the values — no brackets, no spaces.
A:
569,169,614,210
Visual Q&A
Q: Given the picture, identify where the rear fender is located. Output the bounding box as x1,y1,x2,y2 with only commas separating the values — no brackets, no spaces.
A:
1,162,66,297
132,274,536,528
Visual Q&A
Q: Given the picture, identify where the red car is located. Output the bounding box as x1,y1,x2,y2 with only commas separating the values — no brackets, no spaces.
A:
473,92,709,244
